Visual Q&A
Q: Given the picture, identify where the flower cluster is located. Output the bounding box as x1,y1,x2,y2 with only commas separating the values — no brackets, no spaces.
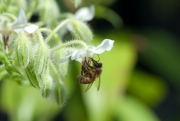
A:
0,5,114,106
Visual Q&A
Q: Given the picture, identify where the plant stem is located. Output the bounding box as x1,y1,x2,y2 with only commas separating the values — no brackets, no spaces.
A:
49,60,60,83
51,40,87,52
45,19,71,43
36,30,44,44
1,13,16,20
39,28,61,44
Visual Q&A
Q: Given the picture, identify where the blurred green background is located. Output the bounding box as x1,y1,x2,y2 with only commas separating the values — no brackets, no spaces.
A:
1,0,180,121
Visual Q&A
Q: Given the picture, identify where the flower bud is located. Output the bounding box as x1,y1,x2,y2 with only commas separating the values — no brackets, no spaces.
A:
16,32,31,68
54,81,66,106
70,20,93,42
40,0,60,26
34,44,49,75
41,74,52,98
25,62,40,88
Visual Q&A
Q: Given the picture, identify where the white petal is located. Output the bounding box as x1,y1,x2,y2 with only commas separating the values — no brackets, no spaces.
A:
59,50,82,63
73,50,86,63
14,28,24,33
75,5,95,22
24,24,39,33
11,9,27,28
59,53,72,63
92,39,114,54
60,39,114,64
70,50,79,60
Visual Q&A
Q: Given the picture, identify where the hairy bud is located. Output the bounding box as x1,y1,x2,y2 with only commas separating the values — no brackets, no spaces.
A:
34,44,49,75
70,20,93,42
25,62,40,88
54,81,66,106
16,32,31,68
41,74,52,98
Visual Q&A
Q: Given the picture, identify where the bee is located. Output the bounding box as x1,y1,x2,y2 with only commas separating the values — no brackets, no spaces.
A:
76,57,102,92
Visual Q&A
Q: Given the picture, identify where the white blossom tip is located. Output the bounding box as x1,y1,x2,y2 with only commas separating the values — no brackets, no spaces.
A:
12,9,27,27
24,24,39,33
75,5,95,22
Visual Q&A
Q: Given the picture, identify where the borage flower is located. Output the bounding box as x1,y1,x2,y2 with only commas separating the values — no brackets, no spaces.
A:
59,39,114,63
0,9,38,50
0,9,26,37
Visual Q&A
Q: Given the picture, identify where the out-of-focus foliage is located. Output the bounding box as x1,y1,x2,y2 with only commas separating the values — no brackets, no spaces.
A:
0,80,60,121
128,70,167,107
137,29,180,86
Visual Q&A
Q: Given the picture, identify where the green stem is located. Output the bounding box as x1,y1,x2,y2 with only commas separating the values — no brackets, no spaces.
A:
35,21,45,27
39,28,61,44
49,60,60,83
51,40,88,52
36,30,44,44
1,13,16,21
45,19,71,43
58,13,73,19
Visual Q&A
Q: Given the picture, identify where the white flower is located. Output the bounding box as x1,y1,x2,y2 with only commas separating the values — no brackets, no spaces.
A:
16,24,39,34
59,39,114,63
75,5,95,22
0,9,27,36
0,9,39,50
0,9,39,35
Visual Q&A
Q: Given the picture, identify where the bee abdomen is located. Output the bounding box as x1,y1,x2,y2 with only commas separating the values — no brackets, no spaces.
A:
76,76,92,84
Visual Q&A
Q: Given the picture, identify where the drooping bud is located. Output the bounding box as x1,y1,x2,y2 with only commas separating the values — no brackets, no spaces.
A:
40,0,60,27
69,20,93,42
54,81,66,106
34,44,49,75
16,32,31,68
24,62,40,88
41,73,52,98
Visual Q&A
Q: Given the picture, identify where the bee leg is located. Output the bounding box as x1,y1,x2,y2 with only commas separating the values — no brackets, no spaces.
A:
85,83,93,92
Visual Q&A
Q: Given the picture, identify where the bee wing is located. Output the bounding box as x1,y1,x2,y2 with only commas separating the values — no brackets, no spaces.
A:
85,83,93,92
97,76,101,91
